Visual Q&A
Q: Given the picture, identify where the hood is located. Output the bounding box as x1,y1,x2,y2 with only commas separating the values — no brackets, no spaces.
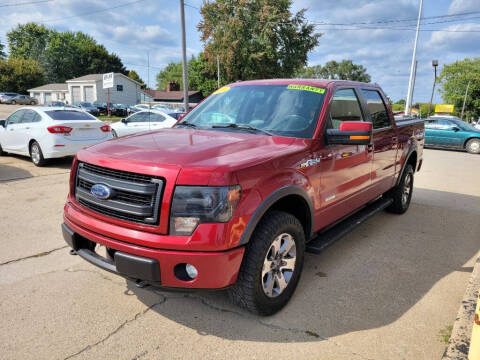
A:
81,128,305,184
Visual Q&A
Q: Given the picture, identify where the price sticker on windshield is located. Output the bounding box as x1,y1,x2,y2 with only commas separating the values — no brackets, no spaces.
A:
287,84,325,94
213,86,230,95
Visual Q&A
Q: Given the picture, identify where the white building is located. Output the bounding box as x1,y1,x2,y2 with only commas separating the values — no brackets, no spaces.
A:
29,73,143,105
28,83,68,104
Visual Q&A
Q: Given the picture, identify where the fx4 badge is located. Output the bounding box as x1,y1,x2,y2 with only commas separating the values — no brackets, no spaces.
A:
300,158,321,169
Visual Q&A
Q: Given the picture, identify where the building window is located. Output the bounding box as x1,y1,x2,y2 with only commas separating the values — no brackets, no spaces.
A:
117,85,123,92
59,92,65,100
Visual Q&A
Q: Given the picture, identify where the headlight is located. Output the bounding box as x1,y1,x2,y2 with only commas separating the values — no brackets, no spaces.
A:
170,185,241,235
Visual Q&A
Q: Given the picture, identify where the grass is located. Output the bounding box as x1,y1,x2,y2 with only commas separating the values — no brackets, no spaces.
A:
98,115,123,123
438,325,453,343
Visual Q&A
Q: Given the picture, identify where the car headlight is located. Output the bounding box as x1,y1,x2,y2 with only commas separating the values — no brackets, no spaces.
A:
170,185,241,235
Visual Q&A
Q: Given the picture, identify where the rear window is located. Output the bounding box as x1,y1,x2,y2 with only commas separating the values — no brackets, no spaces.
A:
45,110,95,120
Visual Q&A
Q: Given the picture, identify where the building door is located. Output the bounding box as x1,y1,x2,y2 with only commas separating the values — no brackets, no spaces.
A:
71,86,81,103
44,93,52,104
84,86,94,102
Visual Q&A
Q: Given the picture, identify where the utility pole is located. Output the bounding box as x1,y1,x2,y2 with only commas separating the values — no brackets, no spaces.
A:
217,54,220,88
179,0,189,111
461,80,471,121
411,60,418,111
147,51,150,90
405,0,423,116
427,60,438,117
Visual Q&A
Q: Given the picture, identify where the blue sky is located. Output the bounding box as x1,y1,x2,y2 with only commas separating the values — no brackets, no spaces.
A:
1,0,480,102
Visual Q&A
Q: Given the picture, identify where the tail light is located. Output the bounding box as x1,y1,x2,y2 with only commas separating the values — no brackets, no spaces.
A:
47,125,72,134
100,125,111,132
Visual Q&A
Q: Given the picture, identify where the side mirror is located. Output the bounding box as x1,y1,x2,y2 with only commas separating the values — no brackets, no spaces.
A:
326,121,372,145
178,113,186,121
0,120,5,128
451,126,460,132
121,118,127,124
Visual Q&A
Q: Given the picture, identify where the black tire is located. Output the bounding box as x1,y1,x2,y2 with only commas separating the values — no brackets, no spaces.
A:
466,138,480,154
0,143,5,156
30,101,35,105
229,210,305,315
30,141,47,166
386,164,414,214
112,129,118,138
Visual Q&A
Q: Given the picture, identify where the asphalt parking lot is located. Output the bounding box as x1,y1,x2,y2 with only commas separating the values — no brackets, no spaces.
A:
1,148,479,360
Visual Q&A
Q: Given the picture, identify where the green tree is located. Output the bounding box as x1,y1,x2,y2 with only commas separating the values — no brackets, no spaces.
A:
127,70,146,88
438,58,480,121
156,61,183,90
198,0,320,82
0,57,45,93
0,40,6,59
296,60,371,82
7,23,126,83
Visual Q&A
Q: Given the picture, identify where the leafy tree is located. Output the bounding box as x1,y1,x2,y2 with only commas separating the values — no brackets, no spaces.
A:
7,23,126,83
156,61,183,90
391,103,404,111
198,0,320,82
296,60,371,82
438,57,480,121
395,99,406,105
0,57,45,93
0,40,6,59
127,70,146,88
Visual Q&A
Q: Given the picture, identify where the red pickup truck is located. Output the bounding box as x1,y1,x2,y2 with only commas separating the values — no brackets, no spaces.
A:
62,79,424,315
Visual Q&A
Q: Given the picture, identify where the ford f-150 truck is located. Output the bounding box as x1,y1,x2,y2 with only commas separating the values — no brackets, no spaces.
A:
62,79,424,315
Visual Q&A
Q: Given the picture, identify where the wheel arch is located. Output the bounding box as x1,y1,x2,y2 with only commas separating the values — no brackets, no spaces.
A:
464,137,480,148
396,145,418,186
238,186,314,246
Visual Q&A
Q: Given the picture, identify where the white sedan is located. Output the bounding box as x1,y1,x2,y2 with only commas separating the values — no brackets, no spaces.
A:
110,110,177,137
0,107,112,166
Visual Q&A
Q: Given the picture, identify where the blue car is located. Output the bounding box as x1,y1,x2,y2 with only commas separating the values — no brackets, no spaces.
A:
425,117,480,154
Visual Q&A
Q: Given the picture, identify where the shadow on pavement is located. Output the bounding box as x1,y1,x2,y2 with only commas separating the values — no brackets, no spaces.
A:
124,188,480,343
0,155,73,182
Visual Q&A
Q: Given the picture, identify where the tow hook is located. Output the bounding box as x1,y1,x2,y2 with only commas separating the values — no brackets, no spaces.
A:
135,279,149,288
69,249,77,256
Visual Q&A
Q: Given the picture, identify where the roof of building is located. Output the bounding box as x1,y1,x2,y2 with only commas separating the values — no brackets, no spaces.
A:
67,73,142,86
142,89,202,101
28,83,68,91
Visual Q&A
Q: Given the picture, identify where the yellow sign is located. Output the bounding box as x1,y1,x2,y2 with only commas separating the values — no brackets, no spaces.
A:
212,86,230,94
287,84,326,94
435,104,455,113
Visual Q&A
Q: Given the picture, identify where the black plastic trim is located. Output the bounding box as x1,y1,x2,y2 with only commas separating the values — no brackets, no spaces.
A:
238,186,314,246
396,145,417,186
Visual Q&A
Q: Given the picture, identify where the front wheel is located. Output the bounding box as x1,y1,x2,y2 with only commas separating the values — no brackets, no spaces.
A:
229,211,305,315
30,101,35,105
11,100,16,105
30,141,47,166
386,164,414,214
0,143,5,156
466,138,480,154
112,129,118,138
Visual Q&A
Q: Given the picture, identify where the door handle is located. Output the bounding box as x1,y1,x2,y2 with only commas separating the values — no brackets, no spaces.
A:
25,127,30,130
9,128,14,131
392,137,398,142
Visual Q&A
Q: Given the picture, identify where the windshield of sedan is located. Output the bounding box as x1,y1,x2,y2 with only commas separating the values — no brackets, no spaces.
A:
177,84,326,138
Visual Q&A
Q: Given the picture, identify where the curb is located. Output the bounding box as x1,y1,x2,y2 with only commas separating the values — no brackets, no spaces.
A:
442,255,480,360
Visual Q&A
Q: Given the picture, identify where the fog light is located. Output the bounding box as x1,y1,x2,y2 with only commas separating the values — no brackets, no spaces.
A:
185,264,198,279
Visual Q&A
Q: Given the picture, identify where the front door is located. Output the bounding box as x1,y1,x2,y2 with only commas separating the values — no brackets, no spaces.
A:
360,89,397,195
315,88,373,228
2,110,26,152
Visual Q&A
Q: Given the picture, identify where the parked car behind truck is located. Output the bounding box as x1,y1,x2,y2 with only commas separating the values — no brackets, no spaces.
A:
62,79,424,315
425,117,480,154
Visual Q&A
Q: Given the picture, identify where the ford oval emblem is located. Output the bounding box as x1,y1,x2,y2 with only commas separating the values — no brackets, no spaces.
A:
90,184,114,200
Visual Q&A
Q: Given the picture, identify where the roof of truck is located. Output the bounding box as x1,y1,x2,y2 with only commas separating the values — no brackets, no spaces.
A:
231,79,375,87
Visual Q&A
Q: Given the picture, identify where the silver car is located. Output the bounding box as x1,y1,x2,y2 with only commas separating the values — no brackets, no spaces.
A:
5,95,38,105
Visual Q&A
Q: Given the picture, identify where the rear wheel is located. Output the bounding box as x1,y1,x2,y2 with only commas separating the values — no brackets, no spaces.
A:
229,211,305,315
466,138,480,154
386,164,414,214
30,101,35,105
30,141,47,166
0,143,5,156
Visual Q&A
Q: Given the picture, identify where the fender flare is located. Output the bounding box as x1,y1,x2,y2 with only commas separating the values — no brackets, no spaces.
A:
238,185,314,246
396,143,418,186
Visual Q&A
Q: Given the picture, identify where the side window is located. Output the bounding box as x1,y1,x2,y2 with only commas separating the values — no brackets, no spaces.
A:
21,110,37,123
361,90,391,129
128,112,147,123
425,120,438,129
6,110,25,125
149,113,166,122
329,88,364,129
436,120,455,130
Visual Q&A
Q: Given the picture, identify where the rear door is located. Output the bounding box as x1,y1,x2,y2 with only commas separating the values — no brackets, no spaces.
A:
123,112,149,135
360,89,397,194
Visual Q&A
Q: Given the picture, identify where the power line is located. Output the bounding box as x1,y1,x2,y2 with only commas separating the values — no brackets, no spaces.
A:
0,0,53,7
313,25,480,33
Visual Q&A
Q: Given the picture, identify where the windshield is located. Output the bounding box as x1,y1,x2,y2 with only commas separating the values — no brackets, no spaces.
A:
178,84,326,138
80,102,93,107
451,119,478,131
45,110,96,120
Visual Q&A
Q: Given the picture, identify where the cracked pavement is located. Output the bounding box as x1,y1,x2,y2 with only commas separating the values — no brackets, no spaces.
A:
1,149,479,359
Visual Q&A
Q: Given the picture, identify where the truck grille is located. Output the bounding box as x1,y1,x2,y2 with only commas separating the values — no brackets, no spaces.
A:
75,162,163,225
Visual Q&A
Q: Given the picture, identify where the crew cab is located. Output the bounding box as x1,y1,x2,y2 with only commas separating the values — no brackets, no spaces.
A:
62,80,424,315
